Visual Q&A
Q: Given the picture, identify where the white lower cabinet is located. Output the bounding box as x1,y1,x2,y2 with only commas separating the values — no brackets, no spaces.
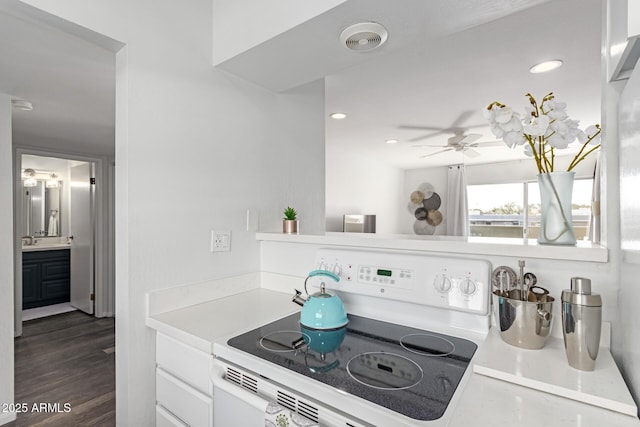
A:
156,404,188,427
155,333,214,427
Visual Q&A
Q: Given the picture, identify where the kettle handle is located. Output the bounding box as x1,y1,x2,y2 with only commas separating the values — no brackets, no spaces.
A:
303,270,341,297
308,270,340,282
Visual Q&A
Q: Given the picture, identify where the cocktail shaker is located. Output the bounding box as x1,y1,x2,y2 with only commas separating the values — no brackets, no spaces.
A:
561,277,602,371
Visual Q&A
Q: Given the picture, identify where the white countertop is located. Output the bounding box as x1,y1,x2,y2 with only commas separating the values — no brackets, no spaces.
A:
22,242,71,252
147,288,298,353
473,328,637,416
146,283,640,426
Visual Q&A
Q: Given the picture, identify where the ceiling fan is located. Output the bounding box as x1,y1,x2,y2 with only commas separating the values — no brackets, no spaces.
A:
413,132,503,159
398,110,489,143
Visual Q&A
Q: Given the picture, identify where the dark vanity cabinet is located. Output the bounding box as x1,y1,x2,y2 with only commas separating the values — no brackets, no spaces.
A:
22,249,70,309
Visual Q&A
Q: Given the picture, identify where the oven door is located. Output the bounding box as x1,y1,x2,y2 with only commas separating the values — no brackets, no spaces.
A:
211,358,371,427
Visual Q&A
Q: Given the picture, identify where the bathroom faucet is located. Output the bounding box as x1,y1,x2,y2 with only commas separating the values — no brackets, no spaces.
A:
22,235,34,245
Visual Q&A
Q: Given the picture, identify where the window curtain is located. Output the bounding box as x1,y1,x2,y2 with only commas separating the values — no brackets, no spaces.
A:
446,164,469,236
587,153,601,243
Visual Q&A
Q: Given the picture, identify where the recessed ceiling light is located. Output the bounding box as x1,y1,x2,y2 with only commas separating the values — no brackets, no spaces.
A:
385,139,398,144
11,99,33,111
529,59,563,74
330,112,347,119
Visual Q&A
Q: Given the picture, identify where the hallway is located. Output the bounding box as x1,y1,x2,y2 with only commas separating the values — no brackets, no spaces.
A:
8,311,115,426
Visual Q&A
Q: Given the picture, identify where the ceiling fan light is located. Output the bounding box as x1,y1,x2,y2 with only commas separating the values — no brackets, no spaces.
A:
529,59,563,74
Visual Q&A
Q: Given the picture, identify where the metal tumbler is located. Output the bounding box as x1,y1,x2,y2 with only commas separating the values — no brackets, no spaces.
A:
561,277,602,371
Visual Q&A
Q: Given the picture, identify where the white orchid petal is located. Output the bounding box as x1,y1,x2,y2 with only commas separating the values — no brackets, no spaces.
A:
585,124,598,135
504,131,524,147
577,131,588,144
495,107,514,124
490,123,505,138
523,115,550,136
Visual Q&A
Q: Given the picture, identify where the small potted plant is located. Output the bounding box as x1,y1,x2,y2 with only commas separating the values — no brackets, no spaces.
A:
283,206,299,234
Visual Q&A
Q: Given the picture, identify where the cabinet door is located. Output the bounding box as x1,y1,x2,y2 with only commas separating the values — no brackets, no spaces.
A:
41,254,70,302
22,250,70,309
22,261,42,309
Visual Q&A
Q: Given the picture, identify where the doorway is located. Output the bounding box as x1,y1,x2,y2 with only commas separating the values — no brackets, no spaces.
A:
14,148,114,337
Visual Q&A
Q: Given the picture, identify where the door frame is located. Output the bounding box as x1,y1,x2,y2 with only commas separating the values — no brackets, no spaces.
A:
13,146,114,337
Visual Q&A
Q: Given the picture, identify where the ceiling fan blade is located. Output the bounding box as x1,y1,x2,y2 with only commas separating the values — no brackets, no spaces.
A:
449,110,476,129
458,133,482,145
398,125,446,131
407,131,447,142
474,140,504,147
463,148,481,158
411,143,448,148
420,148,454,158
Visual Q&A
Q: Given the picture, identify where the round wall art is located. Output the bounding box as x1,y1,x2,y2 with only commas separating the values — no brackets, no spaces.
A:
408,182,443,235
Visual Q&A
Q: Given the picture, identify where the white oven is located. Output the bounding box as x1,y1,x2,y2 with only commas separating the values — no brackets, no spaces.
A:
212,249,491,426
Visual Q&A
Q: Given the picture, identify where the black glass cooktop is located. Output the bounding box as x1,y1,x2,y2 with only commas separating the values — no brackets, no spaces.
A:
227,313,477,421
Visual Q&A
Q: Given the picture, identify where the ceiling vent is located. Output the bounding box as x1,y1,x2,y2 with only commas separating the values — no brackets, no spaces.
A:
339,22,388,52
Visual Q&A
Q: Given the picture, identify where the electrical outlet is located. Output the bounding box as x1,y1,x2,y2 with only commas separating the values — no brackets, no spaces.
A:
210,230,231,252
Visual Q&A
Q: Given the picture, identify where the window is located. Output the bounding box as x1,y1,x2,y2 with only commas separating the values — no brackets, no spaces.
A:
468,179,594,240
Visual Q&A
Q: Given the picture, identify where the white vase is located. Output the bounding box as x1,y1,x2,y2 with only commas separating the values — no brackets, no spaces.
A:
537,172,577,245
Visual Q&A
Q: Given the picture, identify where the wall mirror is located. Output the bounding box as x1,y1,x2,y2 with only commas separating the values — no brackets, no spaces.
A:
324,0,601,238
21,180,62,238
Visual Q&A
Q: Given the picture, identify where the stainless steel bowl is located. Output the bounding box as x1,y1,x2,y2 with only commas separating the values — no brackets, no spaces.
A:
493,290,554,349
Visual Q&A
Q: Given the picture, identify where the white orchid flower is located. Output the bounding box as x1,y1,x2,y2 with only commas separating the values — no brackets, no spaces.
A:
482,106,496,121
504,130,525,148
577,130,588,144
523,115,550,136
490,122,505,138
547,133,569,149
494,106,515,124
547,108,568,120
482,94,600,173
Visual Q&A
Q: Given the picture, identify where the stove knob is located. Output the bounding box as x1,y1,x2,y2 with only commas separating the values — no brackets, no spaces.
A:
459,278,477,295
434,275,452,293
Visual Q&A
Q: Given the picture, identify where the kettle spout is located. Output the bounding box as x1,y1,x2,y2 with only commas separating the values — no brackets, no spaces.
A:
292,289,307,307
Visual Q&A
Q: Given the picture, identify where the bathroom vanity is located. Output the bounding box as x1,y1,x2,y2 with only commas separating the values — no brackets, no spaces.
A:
22,247,70,310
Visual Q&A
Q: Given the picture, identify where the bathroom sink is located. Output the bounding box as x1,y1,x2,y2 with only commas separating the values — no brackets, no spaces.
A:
22,242,71,252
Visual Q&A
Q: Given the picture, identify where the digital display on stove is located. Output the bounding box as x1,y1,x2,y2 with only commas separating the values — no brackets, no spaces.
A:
376,268,392,277
226,313,477,422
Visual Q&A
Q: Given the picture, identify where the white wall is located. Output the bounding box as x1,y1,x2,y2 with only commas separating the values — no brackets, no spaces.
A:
325,151,403,234
0,95,15,425
16,1,325,425
212,0,347,65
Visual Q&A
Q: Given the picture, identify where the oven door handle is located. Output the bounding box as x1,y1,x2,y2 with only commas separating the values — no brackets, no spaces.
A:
211,361,272,411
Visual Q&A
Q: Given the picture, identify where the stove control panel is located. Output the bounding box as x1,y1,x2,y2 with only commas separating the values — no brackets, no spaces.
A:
313,248,491,315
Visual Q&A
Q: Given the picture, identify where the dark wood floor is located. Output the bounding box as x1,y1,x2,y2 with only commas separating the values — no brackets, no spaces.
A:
7,311,115,427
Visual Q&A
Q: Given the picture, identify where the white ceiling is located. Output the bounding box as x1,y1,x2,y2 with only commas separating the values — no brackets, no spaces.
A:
0,0,601,169
0,1,117,158
326,0,602,170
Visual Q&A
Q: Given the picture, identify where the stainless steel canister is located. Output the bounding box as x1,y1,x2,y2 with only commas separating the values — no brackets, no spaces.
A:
561,277,602,371
492,289,554,349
